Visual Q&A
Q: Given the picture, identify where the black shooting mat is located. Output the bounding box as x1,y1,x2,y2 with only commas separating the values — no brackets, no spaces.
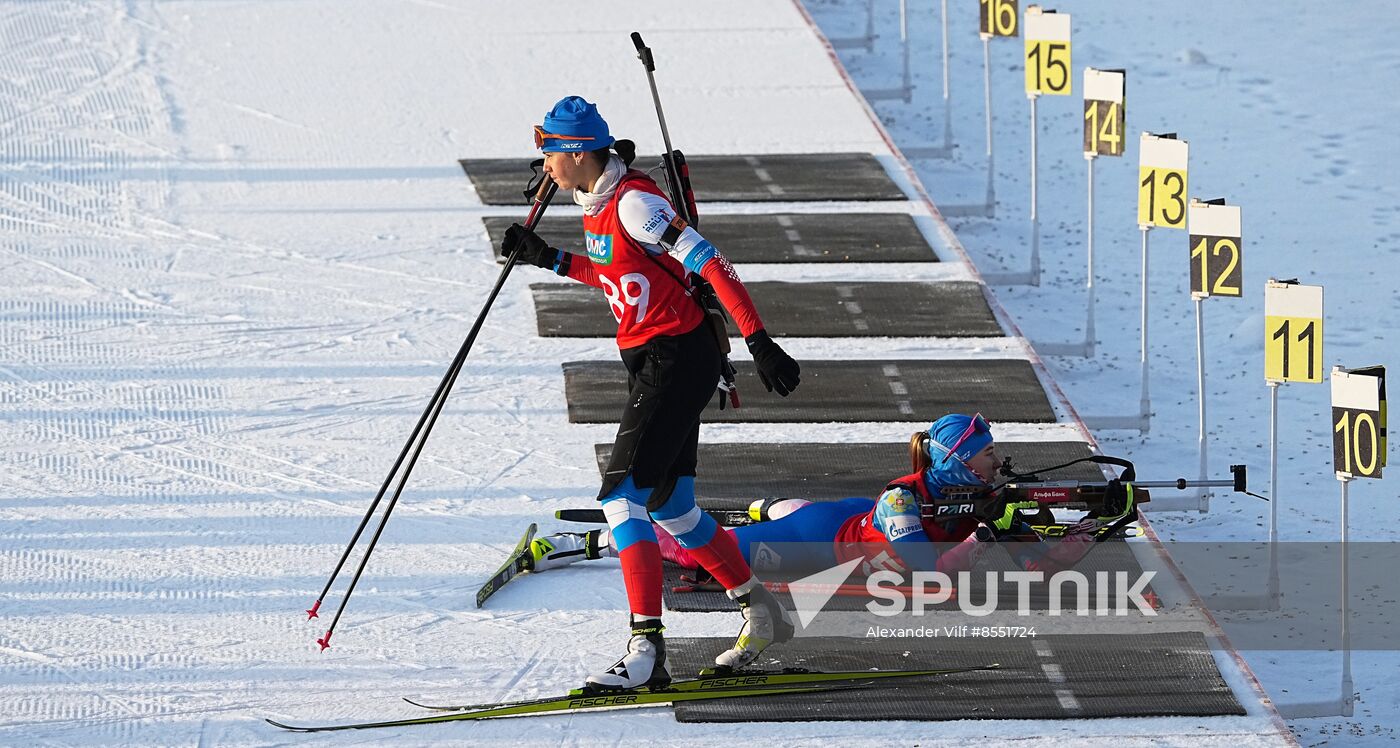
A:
667,631,1244,722
592,441,1104,506
460,153,905,205
532,281,1001,338
659,541,1157,614
484,213,937,264
562,359,1055,424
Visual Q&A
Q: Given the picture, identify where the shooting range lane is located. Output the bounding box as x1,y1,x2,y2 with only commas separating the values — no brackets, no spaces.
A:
484,213,938,264
591,441,1105,504
561,359,1056,424
668,633,1243,722
659,542,1159,613
532,281,1001,338
461,153,906,205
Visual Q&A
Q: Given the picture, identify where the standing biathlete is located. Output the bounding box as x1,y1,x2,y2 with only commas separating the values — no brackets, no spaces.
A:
501,96,803,692
530,414,1135,584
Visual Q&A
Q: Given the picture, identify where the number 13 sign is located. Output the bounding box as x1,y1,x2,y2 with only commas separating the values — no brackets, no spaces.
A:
1138,133,1188,229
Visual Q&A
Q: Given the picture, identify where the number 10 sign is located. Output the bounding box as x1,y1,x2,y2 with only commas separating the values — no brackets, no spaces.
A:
1332,366,1387,479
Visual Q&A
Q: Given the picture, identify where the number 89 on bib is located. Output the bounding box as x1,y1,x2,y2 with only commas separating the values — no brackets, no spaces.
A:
1332,366,1387,479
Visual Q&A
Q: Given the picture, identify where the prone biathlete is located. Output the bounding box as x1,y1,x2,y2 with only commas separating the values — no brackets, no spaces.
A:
530,414,1135,584
502,96,803,691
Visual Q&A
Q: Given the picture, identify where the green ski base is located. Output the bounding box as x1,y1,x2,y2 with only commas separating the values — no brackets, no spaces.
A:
266,681,862,732
404,664,1000,712
475,523,536,608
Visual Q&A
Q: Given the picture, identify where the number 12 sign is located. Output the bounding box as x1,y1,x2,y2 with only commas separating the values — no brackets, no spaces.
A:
1188,199,1242,298
1264,280,1323,384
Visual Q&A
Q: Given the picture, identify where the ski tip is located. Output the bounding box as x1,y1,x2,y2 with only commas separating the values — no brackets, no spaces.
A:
265,718,312,732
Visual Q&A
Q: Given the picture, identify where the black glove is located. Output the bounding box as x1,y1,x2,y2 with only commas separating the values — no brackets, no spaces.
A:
745,329,800,396
1093,480,1136,523
502,223,559,270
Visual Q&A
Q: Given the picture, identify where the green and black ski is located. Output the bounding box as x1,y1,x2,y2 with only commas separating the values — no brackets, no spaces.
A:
403,664,1000,712
266,680,862,732
475,523,536,608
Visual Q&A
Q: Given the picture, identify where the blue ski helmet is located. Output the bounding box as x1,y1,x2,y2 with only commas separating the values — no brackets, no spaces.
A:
536,96,614,153
924,413,994,487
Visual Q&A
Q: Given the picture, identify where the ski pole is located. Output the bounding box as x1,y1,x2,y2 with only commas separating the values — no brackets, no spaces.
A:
630,32,693,225
310,177,558,649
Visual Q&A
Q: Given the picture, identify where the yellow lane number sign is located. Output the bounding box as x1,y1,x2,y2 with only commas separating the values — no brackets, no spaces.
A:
1264,280,1323,384
1187,199,1242,298
1138,133,1188,228
1024,7,1070,96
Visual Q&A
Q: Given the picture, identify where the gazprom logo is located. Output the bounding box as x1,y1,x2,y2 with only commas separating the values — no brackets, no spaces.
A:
585,231,613,264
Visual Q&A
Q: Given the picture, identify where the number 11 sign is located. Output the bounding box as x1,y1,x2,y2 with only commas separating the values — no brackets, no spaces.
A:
1264,279,1323,384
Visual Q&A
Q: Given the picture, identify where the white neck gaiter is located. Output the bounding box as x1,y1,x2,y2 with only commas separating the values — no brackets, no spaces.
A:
574,155,626,217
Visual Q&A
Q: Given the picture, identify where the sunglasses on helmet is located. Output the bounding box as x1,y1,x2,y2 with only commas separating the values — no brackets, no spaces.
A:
940,412,991,462
533,124,596,149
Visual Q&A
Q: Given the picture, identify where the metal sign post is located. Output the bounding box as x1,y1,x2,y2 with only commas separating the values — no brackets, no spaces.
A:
1267,380,1280,602
982,34,997,212
941,0,952,146
1139,225,1152,430
1029,92,1040,286
867,0,913,102
1339,472,1354,718
1132,133,1189,434
1212,277,1310,607
979,0,1017,218
1185,198,1243,512
1264,276,1325,528
1022,6,1071,287
900,0,911,101
1281,365,1385,717
1193,291,1208,511
1040,68,1125,358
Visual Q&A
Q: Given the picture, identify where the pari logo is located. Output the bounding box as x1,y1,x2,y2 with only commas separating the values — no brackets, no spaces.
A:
785,559,1157,626
585,231,613,265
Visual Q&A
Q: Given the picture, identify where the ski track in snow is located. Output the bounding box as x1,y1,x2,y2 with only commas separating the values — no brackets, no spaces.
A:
0,0,1391,744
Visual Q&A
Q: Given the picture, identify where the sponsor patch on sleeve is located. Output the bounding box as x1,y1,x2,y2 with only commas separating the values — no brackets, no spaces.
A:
879,488,919,515
884,515,923,541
